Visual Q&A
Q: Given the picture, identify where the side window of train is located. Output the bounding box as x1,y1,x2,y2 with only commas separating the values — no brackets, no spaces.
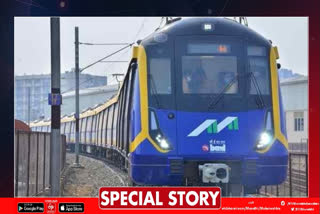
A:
103,108,109,145
86,116,92,144
122,77,131,150
65,122,70,142
71,122,75,142
117,79,127,147
102,109,108,146
96,113,101,146
113,103,118,148
116,90,123,148
107,106,113,145
123,67,135,152
127,65,136,151
98,111,104,146
94,114,99,145
247,46,270,95
61,123,65,134
81,118,86,143
108,105,114,146
92,115,96,145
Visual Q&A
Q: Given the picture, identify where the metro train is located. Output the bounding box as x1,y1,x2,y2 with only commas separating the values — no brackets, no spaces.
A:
31,17,288,196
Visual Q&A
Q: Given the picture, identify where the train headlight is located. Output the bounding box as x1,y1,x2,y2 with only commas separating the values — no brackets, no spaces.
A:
256,131,273,150
150,110,171,151
255,111,274,151
155,134,170,149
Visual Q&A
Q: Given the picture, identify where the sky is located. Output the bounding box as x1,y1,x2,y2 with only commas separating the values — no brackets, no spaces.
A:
14,17,308,84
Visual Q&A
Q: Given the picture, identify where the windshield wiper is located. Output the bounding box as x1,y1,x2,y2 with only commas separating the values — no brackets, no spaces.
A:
248,59,265,109
248,71,265,109
148,74,161,109
207,73,244,110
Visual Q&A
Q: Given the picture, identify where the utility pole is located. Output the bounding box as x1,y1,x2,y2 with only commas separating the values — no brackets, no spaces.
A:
74,26,81,167
27,87,30,126
50,17,61,196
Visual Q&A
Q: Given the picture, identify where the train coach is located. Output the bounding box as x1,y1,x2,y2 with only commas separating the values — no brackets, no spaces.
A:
31,17,288,196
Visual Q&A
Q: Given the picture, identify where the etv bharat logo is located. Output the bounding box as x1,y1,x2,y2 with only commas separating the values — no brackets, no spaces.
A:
188,117,239,137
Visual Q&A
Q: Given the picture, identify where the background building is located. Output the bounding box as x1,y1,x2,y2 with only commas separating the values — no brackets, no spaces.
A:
53,84,118,118
280,76,308,144
14,71,107,123
278,68,303,81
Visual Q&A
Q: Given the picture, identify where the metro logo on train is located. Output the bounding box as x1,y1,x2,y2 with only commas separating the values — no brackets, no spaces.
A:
188,117,239,137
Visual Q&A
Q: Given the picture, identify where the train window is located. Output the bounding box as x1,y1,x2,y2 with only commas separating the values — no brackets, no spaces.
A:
94,114,99,145
108,105,114,146
119,81,128,148
123,70,135,151
98,111,104,146
65,122,70,142
81,118,87,143
92,115,97,145
70,122,75,143
149,58,171,94
86,116,92,144
182,56,238,94
107,106,113,145
116,89,125,148
96,114,101,146
61,123,66,134
113,103,118,148
122,78,131,150
248,57,270,95
127,67,136,152
102,110,108,146
247,46,266,56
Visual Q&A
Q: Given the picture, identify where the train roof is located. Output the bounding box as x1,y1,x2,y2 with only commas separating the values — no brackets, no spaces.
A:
142,17,271,46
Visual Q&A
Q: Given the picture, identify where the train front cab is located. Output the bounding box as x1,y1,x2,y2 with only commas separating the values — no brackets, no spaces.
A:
128,19,288,195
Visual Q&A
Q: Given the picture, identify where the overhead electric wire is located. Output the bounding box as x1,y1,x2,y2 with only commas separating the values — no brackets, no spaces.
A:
39,18,150,105
104,18,147,81
80,43,134,72
132,18,147,42
79,42,131,46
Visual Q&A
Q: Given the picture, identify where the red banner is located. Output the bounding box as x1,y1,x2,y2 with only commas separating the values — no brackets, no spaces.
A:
99,187,221,209
3,192,319,213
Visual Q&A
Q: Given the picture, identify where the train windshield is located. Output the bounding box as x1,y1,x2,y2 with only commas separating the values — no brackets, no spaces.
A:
145,35,272,112
182,55,238,94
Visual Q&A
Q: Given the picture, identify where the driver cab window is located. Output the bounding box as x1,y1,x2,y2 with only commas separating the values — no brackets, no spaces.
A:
182,55,238,94
149,58,171,94
248,46,270,95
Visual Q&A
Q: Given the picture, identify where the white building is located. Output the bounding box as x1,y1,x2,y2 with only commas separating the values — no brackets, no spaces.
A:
52,84,119,117
280,76,308,144
15,71,107,122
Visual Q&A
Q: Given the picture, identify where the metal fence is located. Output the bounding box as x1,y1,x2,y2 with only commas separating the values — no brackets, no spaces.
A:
14,131,66,197
259,152,308,197
288,142,308,153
